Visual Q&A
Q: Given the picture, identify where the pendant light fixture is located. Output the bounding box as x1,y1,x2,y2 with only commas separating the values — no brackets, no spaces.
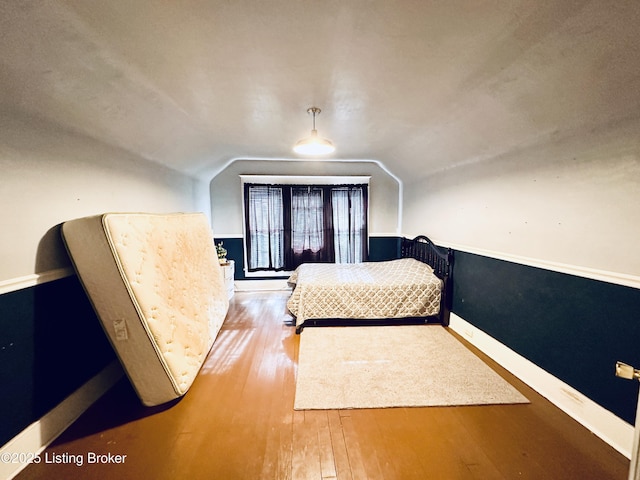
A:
293,107,335,155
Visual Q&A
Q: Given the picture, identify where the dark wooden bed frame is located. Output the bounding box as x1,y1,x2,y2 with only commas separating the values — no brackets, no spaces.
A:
400,235,453,326
293,235,454,332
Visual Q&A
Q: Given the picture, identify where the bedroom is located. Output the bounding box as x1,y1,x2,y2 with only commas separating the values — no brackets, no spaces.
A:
1,1,639,479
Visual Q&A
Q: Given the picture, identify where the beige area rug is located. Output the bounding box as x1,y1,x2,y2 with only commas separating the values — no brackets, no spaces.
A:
294,325,529,410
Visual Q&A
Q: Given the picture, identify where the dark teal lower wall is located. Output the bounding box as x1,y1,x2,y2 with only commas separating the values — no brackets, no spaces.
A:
368,236,402,261
452,250,640,424
0,276,116,446
6,238,636,448
215,237,246,279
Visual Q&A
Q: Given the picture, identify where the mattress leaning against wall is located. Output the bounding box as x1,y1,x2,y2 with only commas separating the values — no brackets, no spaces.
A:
61,212,229,406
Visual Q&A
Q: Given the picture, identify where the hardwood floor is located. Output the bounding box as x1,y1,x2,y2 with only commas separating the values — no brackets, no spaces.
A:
17,291,629,479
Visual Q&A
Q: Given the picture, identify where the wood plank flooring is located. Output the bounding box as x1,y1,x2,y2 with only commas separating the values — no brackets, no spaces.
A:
17,291,629,479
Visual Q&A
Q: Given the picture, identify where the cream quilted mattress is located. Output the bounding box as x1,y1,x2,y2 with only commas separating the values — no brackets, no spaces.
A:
287,258,442,328
62,213,229,406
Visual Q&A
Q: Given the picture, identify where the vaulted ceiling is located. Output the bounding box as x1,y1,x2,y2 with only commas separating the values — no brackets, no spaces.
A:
2,1,639,183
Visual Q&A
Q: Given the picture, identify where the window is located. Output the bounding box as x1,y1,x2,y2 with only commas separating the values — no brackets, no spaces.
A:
245,185,285,270
242,177,368,273
332,186,366,263
291,186,325,259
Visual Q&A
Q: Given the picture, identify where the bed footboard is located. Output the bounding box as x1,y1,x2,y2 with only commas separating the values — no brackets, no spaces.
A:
401,235,453,326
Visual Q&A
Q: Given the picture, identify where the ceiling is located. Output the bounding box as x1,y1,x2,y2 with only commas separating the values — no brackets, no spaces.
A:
1,0,639,183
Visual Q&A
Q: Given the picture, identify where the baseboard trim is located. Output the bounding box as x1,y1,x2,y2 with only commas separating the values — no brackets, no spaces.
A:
449,313,634,459
0,360,124,480
234,279,291,291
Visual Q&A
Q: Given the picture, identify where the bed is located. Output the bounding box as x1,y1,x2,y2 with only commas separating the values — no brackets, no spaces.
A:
287,235,453,333
61,212,229,406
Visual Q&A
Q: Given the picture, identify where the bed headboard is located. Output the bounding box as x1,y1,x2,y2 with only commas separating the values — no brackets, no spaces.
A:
400,235,452,280
401,235,453,326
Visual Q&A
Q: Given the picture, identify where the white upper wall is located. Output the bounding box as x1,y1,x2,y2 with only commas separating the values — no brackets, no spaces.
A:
0,113,205,283
209,159,401,237
402,117,640,278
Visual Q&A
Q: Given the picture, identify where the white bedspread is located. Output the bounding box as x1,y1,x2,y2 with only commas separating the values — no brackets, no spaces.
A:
287,258,442,327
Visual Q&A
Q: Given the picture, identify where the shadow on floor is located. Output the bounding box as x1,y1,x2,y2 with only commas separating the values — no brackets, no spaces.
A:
49,378,180,445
